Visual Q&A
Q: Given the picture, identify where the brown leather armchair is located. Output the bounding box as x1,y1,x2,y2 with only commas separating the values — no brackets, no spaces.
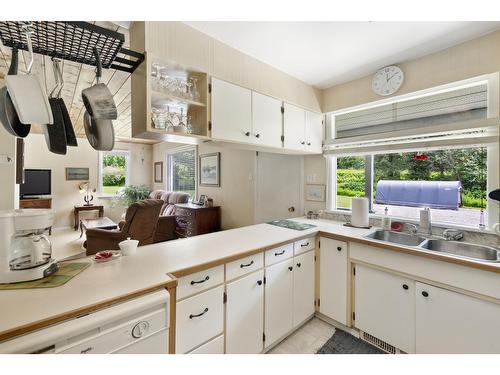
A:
153,191,190,243
85,199,163,255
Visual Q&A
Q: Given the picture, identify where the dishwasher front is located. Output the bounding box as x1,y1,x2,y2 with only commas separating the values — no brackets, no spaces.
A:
0,289,170,354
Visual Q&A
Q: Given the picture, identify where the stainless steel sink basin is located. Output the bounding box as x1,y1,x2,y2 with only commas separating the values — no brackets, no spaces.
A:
419,239,500,262
364,230,426,247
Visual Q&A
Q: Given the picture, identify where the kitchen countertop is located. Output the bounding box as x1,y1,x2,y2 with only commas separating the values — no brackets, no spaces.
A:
1,217,499,342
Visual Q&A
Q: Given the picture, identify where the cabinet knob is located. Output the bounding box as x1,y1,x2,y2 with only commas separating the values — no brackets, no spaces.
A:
307,142,311,146
300,141,305,145
337,246,342,251
245,131,250,136
257,280,263,286
422,291,429,297
402,284,409,290
255,133,260,138
288,266,293,271
296,262,301,268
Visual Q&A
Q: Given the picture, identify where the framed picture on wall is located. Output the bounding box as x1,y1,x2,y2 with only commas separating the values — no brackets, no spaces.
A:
199,152,220,187
305,184,326,202
66,167,89,181
154,162,163,183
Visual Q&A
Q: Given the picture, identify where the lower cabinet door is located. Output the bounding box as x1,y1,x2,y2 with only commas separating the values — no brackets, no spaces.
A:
355,264,415,353
176,286,224,354
293,251,315,327
264,259,294,348
226,270,264,353
416,282,500,353
188,335,224,354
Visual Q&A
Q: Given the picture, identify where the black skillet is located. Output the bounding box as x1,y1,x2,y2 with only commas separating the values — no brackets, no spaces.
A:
0,48,31,137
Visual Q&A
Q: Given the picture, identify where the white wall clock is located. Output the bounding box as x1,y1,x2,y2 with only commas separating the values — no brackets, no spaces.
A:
372,65,404,96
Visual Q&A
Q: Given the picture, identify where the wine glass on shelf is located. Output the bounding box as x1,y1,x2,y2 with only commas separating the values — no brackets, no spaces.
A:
191,77,200,102
159,68,170,94
151,63,164,91
186,115,193,134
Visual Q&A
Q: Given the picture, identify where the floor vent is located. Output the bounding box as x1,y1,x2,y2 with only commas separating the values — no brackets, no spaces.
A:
360,331,397,354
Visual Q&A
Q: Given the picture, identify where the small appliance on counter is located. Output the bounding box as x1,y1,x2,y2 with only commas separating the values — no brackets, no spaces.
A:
349,197,370,228
0,209,58,284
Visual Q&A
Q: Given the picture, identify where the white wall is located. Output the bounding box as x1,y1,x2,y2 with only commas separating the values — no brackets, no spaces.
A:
304,155,327,212
23,133,152,228
0,125,18,210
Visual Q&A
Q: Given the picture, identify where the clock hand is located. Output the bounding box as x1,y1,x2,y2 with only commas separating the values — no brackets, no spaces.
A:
387,72,399,81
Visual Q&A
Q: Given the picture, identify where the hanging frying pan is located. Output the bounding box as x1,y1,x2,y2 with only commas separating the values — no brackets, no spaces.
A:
42,59,67,155
81,47,117,120
488,189,500,202
83,112,115,151
0,48,31,137
53,59,77,147
5,23,53,125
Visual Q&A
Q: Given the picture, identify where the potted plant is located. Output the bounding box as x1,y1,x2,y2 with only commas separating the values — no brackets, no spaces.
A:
114,185,152,207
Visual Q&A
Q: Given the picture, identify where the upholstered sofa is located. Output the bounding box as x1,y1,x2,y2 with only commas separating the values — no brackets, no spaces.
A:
149,190,190,242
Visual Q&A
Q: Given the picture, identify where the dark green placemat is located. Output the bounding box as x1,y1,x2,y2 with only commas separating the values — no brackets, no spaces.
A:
267,219,317,231
0,262,90,290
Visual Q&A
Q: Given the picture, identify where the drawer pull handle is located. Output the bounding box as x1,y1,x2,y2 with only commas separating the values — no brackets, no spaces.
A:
296,262,301,268
300,242,310,247
190,276,209,285
80,347,93,354
288,266,293,271
240,260,254,268
189,307,209,319
402,284,409,290
275,250,286,256
337,246,342,251
422,291,429,297
257,280,263,286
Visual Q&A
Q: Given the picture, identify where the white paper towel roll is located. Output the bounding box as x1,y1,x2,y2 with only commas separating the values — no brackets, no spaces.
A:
351,197,369,228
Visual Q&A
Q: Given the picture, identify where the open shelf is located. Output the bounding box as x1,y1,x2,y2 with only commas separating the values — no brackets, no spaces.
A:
151,90,206,108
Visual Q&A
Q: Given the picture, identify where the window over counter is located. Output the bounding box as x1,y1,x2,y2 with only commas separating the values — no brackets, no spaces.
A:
167,146,197,199
324,73,499,228
98,150,130,196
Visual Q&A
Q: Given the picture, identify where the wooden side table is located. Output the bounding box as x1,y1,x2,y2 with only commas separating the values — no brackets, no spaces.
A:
74,205,104,231
174,203,221,238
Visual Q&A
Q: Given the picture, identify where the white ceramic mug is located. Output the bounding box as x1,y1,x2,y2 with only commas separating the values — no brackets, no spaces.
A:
119,237,139,256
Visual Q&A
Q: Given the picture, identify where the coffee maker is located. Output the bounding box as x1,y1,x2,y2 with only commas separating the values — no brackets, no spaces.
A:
0,209,58,284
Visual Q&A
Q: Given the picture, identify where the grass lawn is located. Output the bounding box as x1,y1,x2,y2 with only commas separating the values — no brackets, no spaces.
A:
102,185,122,195
336,195,353,209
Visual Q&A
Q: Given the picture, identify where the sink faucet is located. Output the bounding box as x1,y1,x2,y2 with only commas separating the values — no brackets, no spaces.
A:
442,228,464,241
404,223,418,235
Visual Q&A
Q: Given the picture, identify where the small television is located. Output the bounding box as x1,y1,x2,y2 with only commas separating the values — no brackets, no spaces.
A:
20,169,52,198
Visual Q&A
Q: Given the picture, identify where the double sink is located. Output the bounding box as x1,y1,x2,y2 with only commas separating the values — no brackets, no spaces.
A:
364,229,500,263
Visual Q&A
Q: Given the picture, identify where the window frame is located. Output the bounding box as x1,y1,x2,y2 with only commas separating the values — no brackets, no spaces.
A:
166,145,198,198
98,150,131,196
325,73,500,230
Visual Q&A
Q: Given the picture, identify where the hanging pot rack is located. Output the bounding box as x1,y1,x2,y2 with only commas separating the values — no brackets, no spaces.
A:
0,21,144,73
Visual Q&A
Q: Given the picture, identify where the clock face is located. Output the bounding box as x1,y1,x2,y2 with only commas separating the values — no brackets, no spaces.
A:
372,65,404,96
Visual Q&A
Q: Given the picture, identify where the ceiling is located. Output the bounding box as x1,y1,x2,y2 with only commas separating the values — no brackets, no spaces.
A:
185,22,500,88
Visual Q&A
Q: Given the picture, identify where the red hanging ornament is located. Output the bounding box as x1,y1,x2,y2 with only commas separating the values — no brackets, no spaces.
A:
412,152,428,161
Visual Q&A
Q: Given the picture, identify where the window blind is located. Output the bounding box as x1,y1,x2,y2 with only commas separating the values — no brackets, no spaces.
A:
168,148,196,197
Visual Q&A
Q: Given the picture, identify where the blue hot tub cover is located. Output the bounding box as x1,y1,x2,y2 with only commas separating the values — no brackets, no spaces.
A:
375,180,462,210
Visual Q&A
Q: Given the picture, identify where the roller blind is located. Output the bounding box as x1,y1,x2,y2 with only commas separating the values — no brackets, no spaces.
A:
168,147,196,198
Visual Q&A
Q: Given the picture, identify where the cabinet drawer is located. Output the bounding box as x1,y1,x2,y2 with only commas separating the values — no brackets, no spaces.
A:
177,265,224,300
188,335,224,354
226,253,264,281
176,286,224,354
265,243,293,266
294,237,315,255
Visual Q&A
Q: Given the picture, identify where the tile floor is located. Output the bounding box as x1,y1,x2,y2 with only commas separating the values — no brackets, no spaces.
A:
268,317,336,354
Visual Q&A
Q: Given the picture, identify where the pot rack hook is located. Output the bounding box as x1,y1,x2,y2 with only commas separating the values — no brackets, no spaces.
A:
21,22,34,74
49,57,60,98
93,47,102,84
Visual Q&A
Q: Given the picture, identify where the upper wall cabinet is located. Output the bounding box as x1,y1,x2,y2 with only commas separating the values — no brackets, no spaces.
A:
211,78,252,144
284,103,323,154
252,91,284,148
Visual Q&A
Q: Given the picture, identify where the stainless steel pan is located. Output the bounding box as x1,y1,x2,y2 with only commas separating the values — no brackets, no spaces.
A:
83,111,115,151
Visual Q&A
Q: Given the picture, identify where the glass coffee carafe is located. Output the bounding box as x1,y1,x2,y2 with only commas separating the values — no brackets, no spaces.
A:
9,229,52,270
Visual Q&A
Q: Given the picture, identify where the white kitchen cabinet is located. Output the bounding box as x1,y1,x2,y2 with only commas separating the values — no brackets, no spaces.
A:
293,250,315,327
211,77,252,143
252,91,283,148
226,270,264,354
415,282,500,353
305,110,323,153
283,102,306,151
355,264,415,353
319,237,348,325
264,258,294,347
188,335,224,354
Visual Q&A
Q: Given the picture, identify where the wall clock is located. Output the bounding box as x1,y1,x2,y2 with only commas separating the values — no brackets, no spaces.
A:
372,65,404,96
